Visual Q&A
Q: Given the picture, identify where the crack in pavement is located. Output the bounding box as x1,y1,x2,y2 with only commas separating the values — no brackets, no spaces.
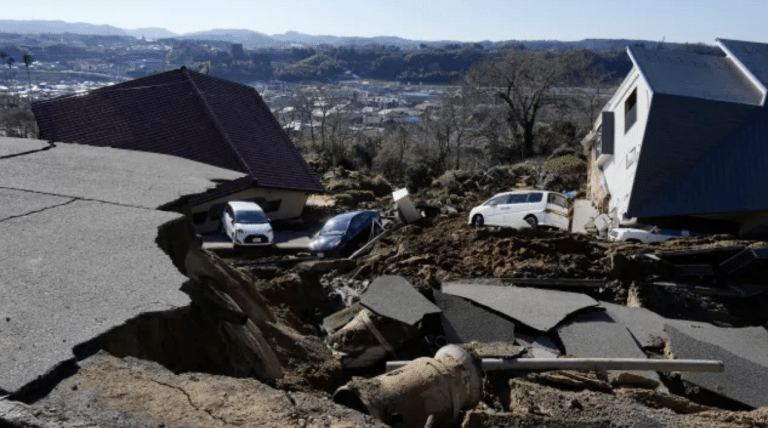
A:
0,198,78,223
144,377,229,427
0,141,56,161
0,186,159,213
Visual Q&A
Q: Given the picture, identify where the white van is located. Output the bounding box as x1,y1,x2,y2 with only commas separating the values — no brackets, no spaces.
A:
468,190,569,230
221,201,274,247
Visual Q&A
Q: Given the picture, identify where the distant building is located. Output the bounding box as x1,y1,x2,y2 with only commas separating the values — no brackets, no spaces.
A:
582,39,768,236
231,43,246,60
32,67,323,233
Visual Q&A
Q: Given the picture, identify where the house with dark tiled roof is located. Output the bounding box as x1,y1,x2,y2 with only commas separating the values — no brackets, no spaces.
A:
582,39,768,236
32,67,323,233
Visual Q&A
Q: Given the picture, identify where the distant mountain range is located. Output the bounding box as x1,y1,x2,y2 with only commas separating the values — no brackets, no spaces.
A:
0,19,696,51
0,19,178,39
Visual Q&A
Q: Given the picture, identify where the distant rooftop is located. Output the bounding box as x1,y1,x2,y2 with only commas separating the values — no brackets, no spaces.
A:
629,47,764,106
32,67,323,194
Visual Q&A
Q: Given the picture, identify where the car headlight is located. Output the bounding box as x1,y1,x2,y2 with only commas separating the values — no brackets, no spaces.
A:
236,229,244,236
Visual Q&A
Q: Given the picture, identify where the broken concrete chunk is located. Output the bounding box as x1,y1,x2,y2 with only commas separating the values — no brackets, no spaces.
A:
531,370,613,392
323,303,365,334
466,342,526,359
433,289,516,344
360,275,440,326
442,281,599,332
665,321,768,408
557,311,660,388
327,308,419,368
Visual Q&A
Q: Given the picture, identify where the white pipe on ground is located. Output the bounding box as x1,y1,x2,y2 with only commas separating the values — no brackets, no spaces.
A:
385,357,724,373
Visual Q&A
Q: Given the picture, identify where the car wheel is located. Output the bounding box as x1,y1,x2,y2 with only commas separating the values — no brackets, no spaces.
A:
625,238,642,244
524,215,538,230
471,214,484,227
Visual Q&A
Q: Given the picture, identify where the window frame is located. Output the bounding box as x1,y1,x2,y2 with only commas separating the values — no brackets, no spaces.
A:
624,88,638,133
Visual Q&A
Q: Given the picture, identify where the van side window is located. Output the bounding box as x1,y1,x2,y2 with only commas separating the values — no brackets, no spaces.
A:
508,194,528,203
548,193,567,208
485,194,510,206
527,193,543,203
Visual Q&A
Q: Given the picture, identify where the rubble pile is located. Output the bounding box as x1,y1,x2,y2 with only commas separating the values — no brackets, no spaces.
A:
357,215,615,289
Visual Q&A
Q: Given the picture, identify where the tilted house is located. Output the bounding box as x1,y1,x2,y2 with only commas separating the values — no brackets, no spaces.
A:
32,67,323,233
583,39,768,236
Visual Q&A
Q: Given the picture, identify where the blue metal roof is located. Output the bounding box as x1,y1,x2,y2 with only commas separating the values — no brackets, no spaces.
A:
630,104,768,217
629,47,763,106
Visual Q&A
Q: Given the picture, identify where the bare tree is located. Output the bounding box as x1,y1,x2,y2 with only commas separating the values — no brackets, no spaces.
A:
5,56,16,95
0,51,7,90
22,52,33,95
292,88,318,149
463,48,590,158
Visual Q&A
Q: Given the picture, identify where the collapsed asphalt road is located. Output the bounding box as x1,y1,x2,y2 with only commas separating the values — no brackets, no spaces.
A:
4,136,768,427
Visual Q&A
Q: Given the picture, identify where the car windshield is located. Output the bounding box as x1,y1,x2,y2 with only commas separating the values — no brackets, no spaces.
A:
235,210,268,224
319,216,352,235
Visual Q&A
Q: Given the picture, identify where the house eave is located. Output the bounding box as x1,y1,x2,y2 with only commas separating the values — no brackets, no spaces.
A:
717,38,768,106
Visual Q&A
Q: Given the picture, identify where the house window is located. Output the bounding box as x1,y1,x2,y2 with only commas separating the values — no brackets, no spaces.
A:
625,88,637,133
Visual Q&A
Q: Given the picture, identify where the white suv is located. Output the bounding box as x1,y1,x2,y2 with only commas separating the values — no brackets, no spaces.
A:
221,201,274,247
468,190,569,230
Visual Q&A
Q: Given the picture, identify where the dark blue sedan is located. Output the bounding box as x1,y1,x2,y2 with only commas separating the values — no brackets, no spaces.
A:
309,210,382,257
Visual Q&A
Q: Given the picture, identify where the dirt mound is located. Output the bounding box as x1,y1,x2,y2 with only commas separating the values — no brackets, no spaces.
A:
356,214,611,289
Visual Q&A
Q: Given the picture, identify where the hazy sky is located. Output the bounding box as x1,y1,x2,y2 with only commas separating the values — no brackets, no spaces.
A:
4,0,767,44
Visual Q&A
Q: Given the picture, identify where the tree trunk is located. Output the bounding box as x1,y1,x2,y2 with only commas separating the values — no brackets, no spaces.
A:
522,121,535,158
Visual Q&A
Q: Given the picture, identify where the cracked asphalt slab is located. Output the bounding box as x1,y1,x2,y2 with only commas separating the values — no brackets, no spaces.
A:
442,281,600,332
665,321,768,408
0,138,245,209
0,198,188,394
0,137,248,396
0,188,74,221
